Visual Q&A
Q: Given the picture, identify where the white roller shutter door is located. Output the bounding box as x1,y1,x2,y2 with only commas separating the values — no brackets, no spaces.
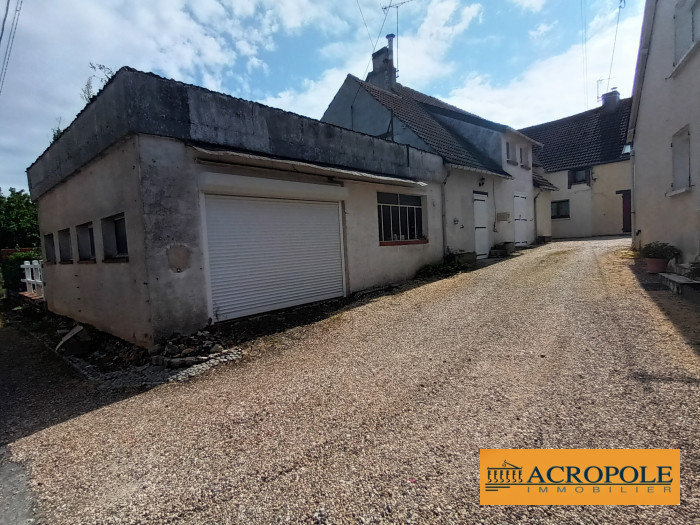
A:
205,195,345,321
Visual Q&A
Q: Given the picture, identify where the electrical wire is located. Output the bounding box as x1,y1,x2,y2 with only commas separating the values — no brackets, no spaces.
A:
606,0,625,92
355,0,375,50
0,0,10,50
0,0,22,96
580,0,589,109
362,0,392,78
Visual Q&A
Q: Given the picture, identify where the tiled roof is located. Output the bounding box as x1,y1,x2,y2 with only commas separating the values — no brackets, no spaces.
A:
349,75,509,177
519,98,632,173
532,171,558,191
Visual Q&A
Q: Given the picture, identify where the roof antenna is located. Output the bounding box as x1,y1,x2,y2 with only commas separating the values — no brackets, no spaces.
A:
381,0,414,79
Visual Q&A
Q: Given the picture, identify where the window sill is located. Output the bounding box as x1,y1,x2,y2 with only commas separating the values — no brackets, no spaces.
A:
78,259,97,264
671,40,700,78
506,160,518,166
380,239,428,247
552,217,571,220
666,186,692,197
103,256,129,263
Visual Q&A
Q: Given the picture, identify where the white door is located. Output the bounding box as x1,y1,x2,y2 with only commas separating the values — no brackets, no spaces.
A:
473,192,489,259
204,195,345,322
514,193,528,246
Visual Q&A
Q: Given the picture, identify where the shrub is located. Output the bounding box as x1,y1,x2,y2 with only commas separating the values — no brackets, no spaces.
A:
640,242,681,260
1,250,41,292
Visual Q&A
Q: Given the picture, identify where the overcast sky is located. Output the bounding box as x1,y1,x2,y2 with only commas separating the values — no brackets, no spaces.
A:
0,0,644,192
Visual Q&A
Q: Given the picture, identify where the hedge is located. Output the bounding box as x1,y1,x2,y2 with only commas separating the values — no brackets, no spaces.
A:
1,250,41,292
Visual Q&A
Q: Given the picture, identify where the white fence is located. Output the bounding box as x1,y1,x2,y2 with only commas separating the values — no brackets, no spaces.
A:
20,260,44,299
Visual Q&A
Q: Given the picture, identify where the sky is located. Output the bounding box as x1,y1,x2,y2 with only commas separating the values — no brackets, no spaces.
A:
0,0,645,193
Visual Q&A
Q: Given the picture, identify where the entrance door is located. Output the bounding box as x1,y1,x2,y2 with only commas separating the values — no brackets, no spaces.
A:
616,189,631,233
513,193,528,246
473,192,489,259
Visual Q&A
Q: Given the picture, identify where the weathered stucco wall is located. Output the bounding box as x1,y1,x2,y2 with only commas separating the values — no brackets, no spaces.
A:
535,190,552,238
632,1,700,262
37,137,153,345
342,181,443,291
591,160,631,236
28,68,431,200
547,170,593,238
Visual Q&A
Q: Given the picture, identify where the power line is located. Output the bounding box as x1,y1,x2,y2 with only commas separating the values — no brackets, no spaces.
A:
0,0,22,97
361,0,392,78
381,0,414,78
607,0,625,92
580,0,589,109
355,0,374,51
0,0,10,50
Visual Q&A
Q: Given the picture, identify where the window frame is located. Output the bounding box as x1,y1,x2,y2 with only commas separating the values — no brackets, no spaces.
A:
43,233,56,264
377,192,427,246
76,221,96,262
568,167,591,188
57,228,73,264
506,141,518,165
673,0,700,72
671,125,691,193
101,212,129,262
551,199,571,220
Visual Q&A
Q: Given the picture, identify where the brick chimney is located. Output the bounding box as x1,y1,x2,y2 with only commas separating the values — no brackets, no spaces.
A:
602,89,620,113
365,34,397,91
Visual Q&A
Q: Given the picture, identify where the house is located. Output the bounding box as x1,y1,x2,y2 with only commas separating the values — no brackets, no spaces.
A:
28,68,450,347
627,0,700,265
321,37,557,257
519,91,633,239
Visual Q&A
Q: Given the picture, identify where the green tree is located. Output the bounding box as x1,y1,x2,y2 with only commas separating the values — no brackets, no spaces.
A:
0,187,39,248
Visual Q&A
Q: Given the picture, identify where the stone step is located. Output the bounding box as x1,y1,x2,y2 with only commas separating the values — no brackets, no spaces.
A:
658,273,700,304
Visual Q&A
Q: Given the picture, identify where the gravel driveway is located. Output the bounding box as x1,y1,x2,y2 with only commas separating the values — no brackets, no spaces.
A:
6,238,700,524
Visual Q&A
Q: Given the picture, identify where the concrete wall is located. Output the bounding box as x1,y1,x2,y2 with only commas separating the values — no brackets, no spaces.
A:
632,0,700,262
342,181,443,291
591,160,631,236
535,189,552,238
37,137,154,346
28,68,430,200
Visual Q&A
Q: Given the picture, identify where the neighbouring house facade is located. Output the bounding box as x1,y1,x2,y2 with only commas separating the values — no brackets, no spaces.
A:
28,68,451,346
321,38,557,257
627,0,700,265
520,92,632,239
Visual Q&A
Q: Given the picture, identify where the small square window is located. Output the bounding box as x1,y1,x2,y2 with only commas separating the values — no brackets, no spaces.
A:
76,222,96,261
519,147,530,168
551,200,570,219
58,228,72,263
377,193,425,243
568,168,591,188
102,213,128,260
43,233,56,263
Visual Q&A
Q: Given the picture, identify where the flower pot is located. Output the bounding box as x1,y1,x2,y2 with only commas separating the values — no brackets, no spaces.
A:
644,258,668,274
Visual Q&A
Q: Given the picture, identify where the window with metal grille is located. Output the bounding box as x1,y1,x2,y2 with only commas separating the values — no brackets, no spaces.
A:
551,200,570,219
377,192,424,243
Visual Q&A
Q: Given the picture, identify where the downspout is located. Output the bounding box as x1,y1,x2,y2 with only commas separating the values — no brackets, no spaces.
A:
630,145,638,248
441,166,451,258
533,190,541,242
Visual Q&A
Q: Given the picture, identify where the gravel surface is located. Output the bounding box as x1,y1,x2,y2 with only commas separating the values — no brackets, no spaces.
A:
6,238,700,524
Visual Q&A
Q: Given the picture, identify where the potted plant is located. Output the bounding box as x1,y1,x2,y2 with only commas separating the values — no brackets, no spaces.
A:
640,242,681,274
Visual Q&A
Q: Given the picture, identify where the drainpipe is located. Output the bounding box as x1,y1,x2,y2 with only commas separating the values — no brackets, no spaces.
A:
533,190,541,242
630,145,638,249
441,167,451,258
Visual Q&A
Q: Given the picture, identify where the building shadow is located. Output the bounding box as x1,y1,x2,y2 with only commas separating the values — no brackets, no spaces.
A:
629,257,700,362
0,319,141,447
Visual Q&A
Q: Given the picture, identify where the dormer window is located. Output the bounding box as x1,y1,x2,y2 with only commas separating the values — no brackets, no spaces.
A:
568,168,591,188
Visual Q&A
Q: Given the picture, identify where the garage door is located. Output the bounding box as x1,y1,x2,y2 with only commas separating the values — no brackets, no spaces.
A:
204,195,345,321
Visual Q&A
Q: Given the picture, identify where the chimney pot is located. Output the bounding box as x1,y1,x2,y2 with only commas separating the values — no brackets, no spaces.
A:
602,89,620,113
